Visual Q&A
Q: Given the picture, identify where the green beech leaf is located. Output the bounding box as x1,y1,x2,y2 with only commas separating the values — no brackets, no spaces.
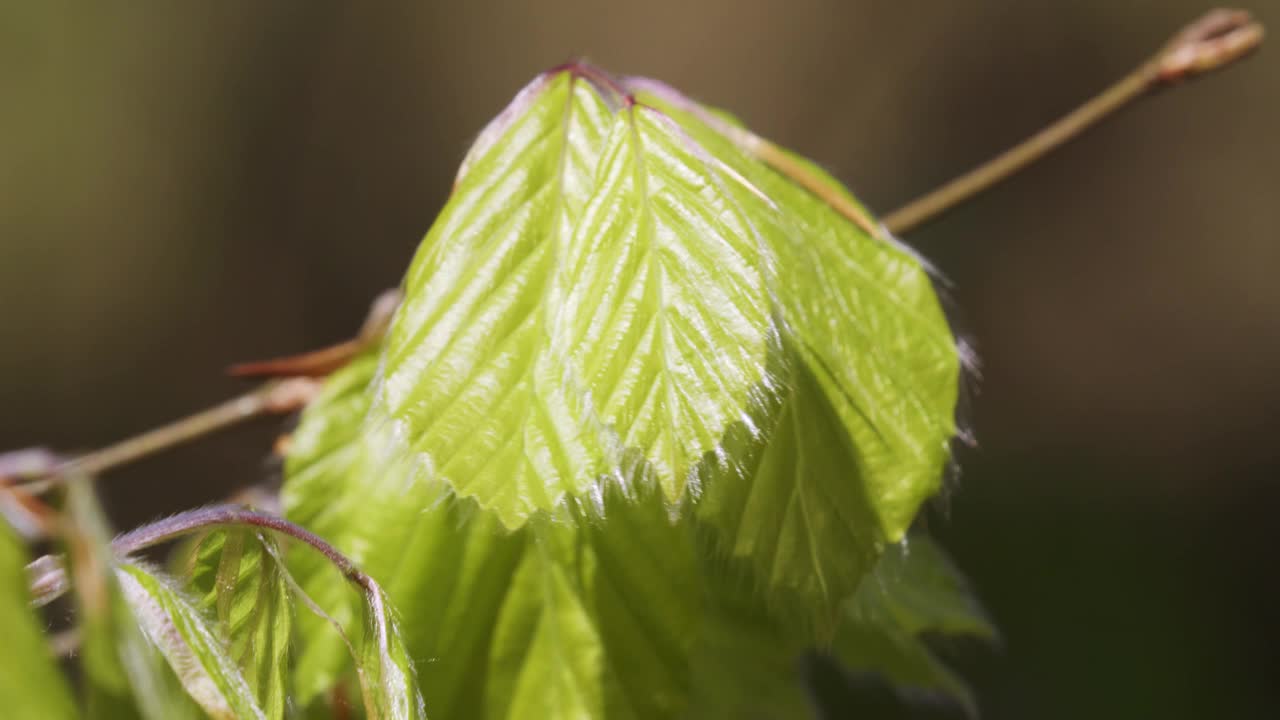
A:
376,70,614,528
834,534,993,716
185,529,292,719
377,69,777,528
63,480,204,720
850,533,995,640
283,62,970,719
0,518,77,719
115,563,268,720
375,66,960,620
695,349,888,632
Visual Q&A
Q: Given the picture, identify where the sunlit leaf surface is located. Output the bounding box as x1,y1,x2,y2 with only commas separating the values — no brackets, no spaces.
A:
282,62,971,719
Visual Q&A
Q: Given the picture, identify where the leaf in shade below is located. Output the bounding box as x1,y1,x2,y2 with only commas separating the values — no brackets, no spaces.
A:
833,534,994,717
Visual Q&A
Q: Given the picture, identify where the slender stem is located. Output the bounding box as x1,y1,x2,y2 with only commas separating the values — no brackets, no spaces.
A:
17,290,398,490
65,383,281,479
17,375,320,495
112,505,372,589
882,8,1264,235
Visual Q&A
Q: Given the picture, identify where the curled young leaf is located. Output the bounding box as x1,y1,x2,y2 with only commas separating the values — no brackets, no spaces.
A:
185,530,293,719
356,581,427,720
282,351,429,707
116,563,268,720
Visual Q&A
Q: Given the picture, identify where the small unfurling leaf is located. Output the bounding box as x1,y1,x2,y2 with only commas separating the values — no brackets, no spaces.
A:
186,529,293,719
116,563,268,720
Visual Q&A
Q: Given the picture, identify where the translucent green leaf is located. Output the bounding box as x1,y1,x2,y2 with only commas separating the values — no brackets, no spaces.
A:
283,63,971,718
378,67,960,621
834,534,992,716
63,480,204,720
184,529,292,719
487,522,606,719
116,563,268,719
376,71,615,528
0,518,77,719
377,69,777,528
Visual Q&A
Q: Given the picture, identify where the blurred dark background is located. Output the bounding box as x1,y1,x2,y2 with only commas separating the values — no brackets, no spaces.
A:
2,1,1277,718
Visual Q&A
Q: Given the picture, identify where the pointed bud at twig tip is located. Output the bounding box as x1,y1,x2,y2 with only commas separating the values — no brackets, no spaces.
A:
1158,8,1264,83
263,377,324,414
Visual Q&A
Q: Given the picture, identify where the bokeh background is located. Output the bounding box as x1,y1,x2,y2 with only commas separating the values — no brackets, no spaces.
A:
3,1,1277,717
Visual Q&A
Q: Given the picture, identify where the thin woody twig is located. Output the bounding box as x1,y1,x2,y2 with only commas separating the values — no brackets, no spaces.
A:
881,8,1264,235
16,378,319,495
11,289,400,492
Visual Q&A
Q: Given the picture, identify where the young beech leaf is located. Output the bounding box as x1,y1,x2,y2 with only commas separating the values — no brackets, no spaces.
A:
185,530,293,719
357,583,428,720
377,69,776,528
833,534,994,717
63,480,205,720
370,65,961,625
0,518,77,719
116,563,269,720
282,62,971,718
